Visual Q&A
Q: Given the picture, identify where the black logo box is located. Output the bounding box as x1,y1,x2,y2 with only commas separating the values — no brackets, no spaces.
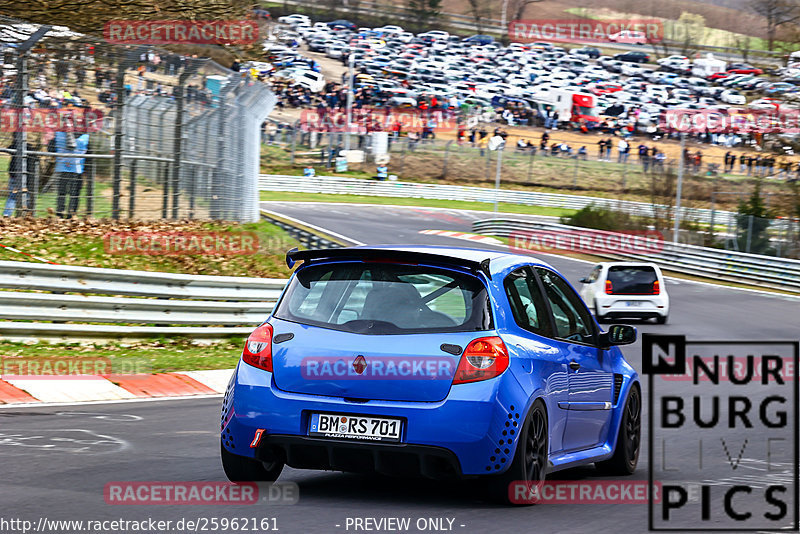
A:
643,334,799,532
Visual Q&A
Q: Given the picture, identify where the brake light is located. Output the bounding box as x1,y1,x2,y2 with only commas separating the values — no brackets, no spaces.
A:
605,280,613,294
652,280,660,295
453,336,509,384
242,323,273,372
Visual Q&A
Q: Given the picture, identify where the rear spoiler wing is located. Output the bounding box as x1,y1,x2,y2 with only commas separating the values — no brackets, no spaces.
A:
285,247,492,280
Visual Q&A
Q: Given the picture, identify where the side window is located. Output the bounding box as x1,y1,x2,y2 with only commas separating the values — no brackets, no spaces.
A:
503,267,551,336
535,267,596,345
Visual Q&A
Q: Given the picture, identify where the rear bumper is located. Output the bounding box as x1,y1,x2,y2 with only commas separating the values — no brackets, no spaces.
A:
256,435,463,479
222,362,529,477
595,294,668,318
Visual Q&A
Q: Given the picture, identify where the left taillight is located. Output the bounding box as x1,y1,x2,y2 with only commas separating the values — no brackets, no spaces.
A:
242,323,273,372
453,336,509,385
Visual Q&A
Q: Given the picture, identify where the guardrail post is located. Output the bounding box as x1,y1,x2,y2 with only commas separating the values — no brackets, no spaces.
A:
290,126,298,165
189,165,196,219
442,140,453,178
527,150,535,182
112,60,126,220
572,157,579,189
161,163,169,219
128,159,136,219
86,157,95,218
745,215,754,253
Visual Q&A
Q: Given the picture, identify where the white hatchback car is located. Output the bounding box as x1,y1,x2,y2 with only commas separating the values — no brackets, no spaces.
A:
579,262,669,324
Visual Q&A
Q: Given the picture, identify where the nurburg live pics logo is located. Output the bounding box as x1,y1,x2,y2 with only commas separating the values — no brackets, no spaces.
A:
643,334,799,531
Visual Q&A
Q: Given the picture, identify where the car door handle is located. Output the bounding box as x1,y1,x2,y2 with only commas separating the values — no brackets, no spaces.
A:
569,361,581,371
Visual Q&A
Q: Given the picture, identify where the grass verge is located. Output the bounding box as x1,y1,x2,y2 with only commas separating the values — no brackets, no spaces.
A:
0,218,299,277
0,338,242,373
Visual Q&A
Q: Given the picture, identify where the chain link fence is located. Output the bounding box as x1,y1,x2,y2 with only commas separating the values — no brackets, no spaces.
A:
0,15,274,222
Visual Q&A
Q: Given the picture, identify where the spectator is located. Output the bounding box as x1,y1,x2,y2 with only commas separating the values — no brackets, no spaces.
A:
375,163,388,181
654,150,666,172
577,146,587,160
55,129,90,219
638,143,649,171
724,151,734,173
597,138,606,161
617,138,629,163
303,165,315,177
477,134,488,156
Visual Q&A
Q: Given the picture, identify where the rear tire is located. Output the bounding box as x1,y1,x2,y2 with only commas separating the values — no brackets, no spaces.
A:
487,400,548,505
221,442,284,482
596,385,641,475
655,315,668,324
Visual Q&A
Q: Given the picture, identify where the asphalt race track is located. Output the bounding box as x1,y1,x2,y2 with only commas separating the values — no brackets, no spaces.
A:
1,202,797,534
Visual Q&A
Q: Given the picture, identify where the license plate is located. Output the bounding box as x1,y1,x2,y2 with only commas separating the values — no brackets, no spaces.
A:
309,413,402,442
625,301,643,307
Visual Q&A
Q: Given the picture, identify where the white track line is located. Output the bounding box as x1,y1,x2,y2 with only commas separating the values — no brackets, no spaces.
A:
261,208,366,246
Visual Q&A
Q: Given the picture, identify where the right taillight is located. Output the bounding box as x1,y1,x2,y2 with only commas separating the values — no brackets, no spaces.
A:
242,323,273,372
652,280,660,295
605,280,613,294
453,336,509,385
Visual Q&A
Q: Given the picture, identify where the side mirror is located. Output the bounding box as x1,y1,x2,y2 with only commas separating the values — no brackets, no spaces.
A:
599,324,637,348
579,277,589,283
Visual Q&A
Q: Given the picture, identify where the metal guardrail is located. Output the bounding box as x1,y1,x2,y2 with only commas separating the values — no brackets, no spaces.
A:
472,218,800,293
0,260,285,301
0,209,352,341
259,174,735,225
0,260,288,341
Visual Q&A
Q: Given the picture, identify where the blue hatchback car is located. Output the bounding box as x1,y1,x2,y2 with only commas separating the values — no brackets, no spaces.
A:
221,246,641,504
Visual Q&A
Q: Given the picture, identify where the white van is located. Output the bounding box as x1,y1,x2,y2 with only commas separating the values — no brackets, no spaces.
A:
290,70,325,93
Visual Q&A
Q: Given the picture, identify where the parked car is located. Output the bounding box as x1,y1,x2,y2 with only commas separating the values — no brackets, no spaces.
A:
608,30,647,45
463,34,494,45
614,51,650,63
579,262,669,323
726,63,764,75
570,46,601,59
221,247,642,505
277,13,310,25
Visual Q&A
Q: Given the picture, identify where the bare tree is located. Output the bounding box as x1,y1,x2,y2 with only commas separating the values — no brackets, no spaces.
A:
507,0,543,22
465,0,493,34
751,0,800,51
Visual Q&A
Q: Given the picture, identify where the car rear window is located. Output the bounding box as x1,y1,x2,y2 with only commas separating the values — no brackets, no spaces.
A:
607,266,658,294
274,262,493,334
